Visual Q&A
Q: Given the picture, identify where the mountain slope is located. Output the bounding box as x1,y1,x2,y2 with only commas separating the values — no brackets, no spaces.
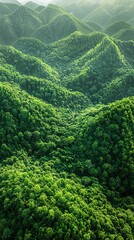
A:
65,36,127,102
0,3,12,17
33,13,92,44
105,21,133,36
35,5,46,12
0,150,133,240
0,5,42,45
102,69,134,103
84,5,112,27
0,44,90,110
0,45,59,81
24,1,40,10
114,29,134,41
0,2,133,239
0,81,65,160
52,0,98,19
14,32,106,67
14,33,134,104
38,4,65,24
72,97,134,196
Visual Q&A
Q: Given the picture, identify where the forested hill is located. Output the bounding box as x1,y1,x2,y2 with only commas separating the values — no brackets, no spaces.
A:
0,1,134,240
14,32,134,104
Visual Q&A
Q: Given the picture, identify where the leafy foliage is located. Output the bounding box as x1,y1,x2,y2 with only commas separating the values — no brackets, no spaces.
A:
71,97,134,197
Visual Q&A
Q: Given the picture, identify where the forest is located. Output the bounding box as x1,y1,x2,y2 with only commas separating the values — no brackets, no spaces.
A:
0,0,134,239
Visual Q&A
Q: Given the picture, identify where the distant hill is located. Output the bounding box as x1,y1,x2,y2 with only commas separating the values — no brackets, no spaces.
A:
35,5,45,12
0,3,93,45
105,21,132,36
108,7,134,26
24,1,40,10
0,0,21,4
113,28,134,41
129,17,134,26
0,2,20,17
0,5,42,45
52,0,134,29
53,0,94,19
85,21,103,31
84,5,112,27
38,4,65,24
33,13,92,44
0,2,11,17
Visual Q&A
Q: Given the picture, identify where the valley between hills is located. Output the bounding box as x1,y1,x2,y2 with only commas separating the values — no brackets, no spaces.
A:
0,0,134,239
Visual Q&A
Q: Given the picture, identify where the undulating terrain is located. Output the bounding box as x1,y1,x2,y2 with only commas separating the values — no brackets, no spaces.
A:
0,0,134,239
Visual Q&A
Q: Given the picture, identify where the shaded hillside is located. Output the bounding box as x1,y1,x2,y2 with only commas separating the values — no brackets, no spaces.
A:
14,32,134,104
117,40,134,67
105,21,132,36
0,82,65,160
0,5,42,45
102,0,134,8
0,3,12,17
0,45,59,81
52,0,97,19
0,45,90,110
85,21,103,31
65,36,127,102
103,70,134,103
84,5,112,27
129,17,134,26
38,4,65,24
113,29,134,41
109,7,134,26
59,0,94,19
71,97,134,196
33,13,92,44
0,3,93,45
0,67,90,111
14,32,106,67
35,5,46,12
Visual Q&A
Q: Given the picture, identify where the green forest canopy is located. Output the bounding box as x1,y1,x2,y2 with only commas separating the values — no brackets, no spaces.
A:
0,1,134,239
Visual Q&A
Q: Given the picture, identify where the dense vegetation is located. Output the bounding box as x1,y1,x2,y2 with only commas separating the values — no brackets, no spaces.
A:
0,1,134,239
